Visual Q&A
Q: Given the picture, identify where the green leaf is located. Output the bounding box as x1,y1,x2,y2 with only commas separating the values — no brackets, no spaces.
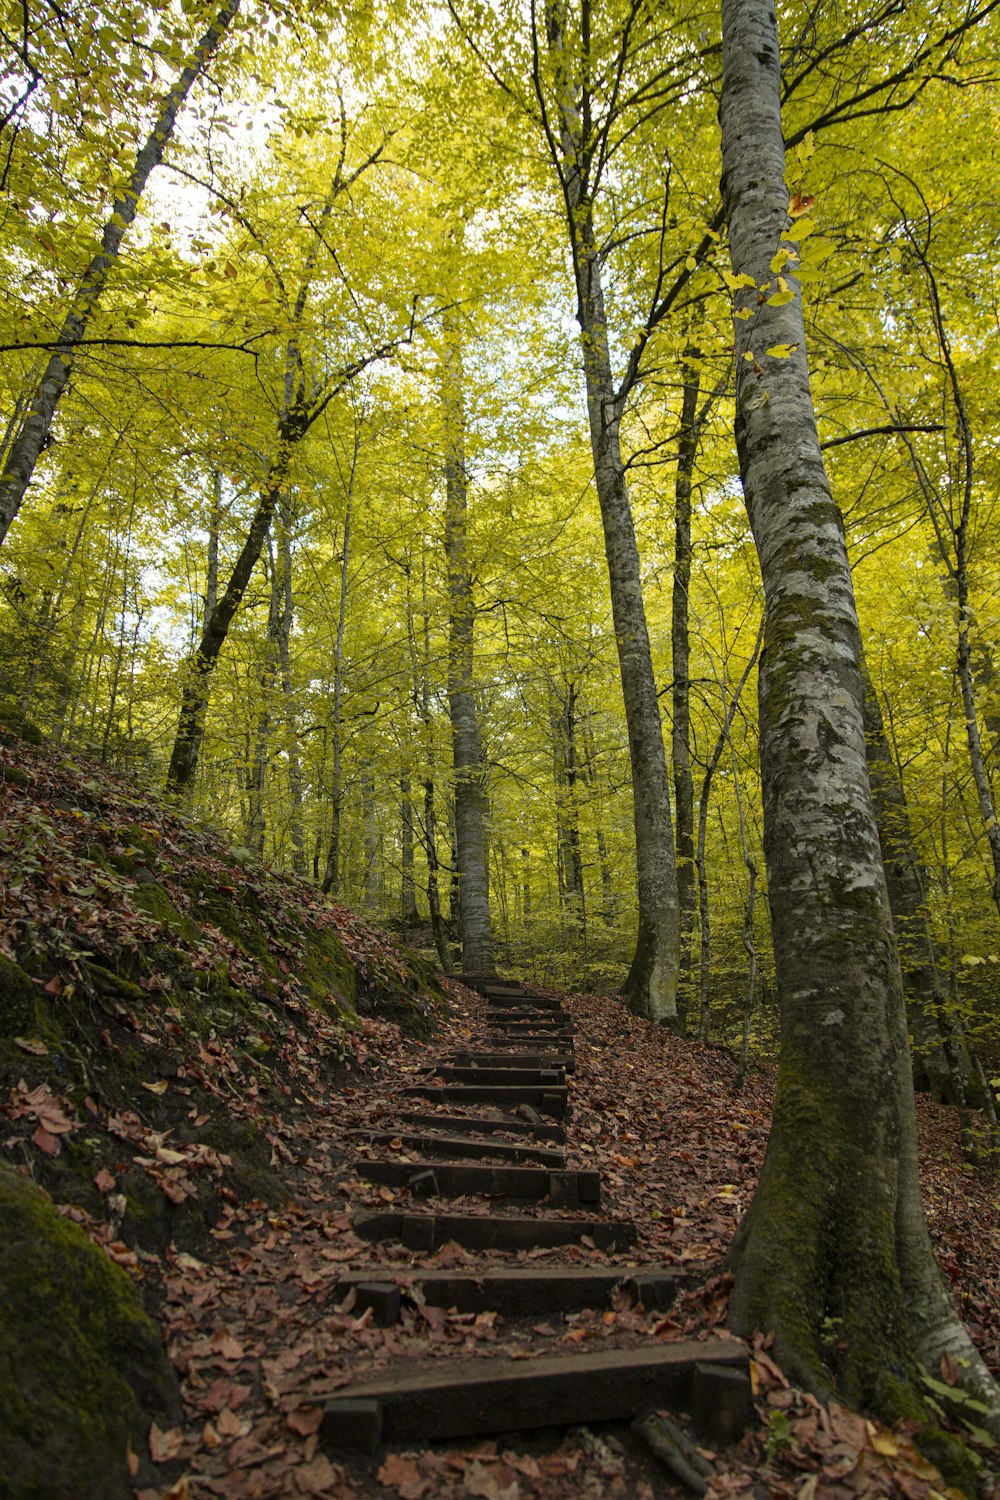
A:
723,270,757,291
765,342,799,358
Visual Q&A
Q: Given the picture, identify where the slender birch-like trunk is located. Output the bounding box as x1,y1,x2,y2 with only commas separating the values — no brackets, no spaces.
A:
720,0,1000,1426
0,0,241,544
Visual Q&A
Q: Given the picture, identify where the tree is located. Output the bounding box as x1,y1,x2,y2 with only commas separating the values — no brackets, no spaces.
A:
441,309,495,974
719,0,1000,1430
0,0,243,545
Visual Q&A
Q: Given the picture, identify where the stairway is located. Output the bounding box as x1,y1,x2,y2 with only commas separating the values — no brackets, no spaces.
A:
317,974,753,1460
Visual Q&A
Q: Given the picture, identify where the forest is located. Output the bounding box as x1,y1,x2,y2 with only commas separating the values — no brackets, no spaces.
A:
3,0,1000,1495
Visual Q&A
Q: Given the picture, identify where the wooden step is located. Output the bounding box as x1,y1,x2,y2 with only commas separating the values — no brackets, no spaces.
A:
398,1111,566,1143
453,1050,575,1074
333,1265,682,1318
460,975,532,996
355,1159,600,1205
364,1131,566,1166
488,1026,575,1038
428,1064,566,1086
320,1339,752,1451
486,995,565,1011
403,1084,568,1119
485,1032,575,1044
489,1014,573,1028
353,1209,636,1254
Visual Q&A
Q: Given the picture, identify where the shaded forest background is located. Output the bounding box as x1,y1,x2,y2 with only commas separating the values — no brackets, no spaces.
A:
3,0,1000,1090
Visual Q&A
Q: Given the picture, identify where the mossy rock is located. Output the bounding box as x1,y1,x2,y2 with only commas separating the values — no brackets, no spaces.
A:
0,1165,181,1499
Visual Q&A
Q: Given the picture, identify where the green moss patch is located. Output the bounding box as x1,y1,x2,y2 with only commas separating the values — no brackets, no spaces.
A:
0,1165,181,1499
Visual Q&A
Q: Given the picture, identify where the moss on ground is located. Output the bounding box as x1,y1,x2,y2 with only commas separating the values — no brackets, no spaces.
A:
0,1165,181,1499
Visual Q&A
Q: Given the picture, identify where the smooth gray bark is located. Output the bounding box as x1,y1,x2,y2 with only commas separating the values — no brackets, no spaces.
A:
0,0,241,545
720,0,999,1425
540,5,679,1022
442,323,494,975
671,352,701,1029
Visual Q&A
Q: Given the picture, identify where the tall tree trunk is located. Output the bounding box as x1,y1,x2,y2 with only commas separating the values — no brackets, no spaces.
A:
861,657,973,1111
362,768,379,911
275,499,306,876
671,352,701,1031
581,717,616,924
245,540,281,857
0,0,241,545
442,319,494,974
400,770,419,921
321,422,360,896
543,7,679,1023
720,0,999,1426
166,425,301,795
695,621,763,1043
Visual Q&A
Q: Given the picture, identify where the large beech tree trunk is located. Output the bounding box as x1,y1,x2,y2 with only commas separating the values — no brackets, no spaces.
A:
543,6,679,1023
720,0,999,1426
0,0,241,545
442,323,494,975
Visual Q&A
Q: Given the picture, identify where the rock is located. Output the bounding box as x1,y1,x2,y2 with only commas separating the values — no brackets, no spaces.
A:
0,1165,182,1499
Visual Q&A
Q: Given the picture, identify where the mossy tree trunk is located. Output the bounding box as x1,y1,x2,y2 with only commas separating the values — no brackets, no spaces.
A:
720,0,1000,1428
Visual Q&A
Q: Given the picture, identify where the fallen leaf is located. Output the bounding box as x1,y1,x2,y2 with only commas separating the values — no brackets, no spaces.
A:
141,1080,169,1095
286,1407,324,1438
14,1037,48,1055
294,1452,342,1494
377,1452,432,1498
148,1423,185,1463
31,1126,61,1155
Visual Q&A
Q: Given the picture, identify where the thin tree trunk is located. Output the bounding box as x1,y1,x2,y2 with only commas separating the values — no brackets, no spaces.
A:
246,539,281,857
0,0,241,544
543,8,679,1023
275,499,306,876
861,657,971,1109
321,422,360,896
361,769,379,910
672,350,701,1031
166,427,300,795
442,317,494,974
720,0,999,1425
696,622,764,1043
401,770,419,921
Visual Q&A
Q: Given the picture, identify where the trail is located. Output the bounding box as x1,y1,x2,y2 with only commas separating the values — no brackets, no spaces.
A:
150,980,999,1499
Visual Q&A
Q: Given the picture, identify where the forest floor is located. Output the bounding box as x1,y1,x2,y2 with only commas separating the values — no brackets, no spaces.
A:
138,982,1000,1500
2,734,1000,1499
